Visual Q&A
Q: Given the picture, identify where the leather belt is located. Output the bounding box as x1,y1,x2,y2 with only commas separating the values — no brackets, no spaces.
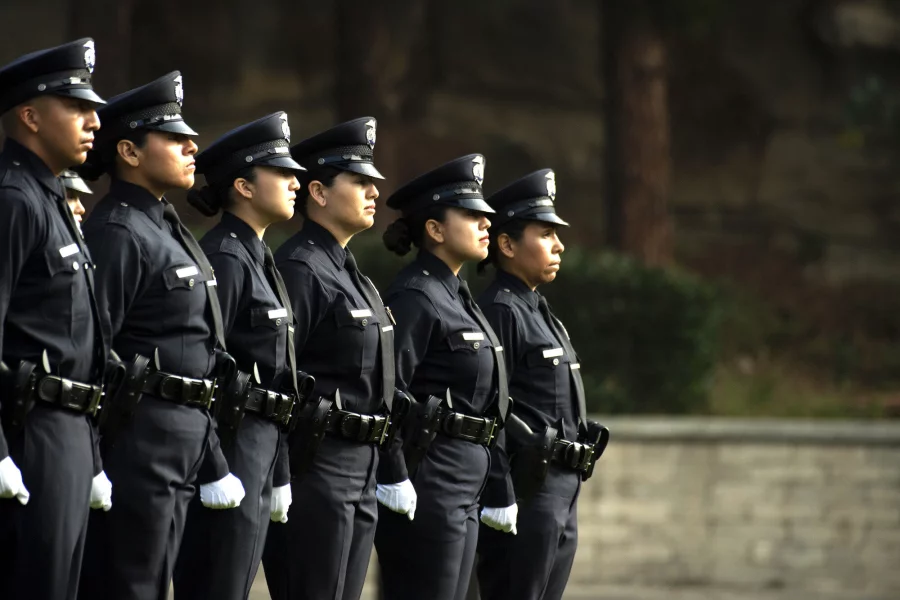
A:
550,438,594,473
142,371,215,409
436,409,497,446
324,409,389,444
35,375,102,416
245,386,294,426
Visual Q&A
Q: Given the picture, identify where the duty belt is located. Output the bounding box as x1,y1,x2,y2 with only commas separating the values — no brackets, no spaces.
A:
323,409,390,444
142,371,215,409
550,438,595,473
245,386,294,426
34,375,103,416
436,409,497,446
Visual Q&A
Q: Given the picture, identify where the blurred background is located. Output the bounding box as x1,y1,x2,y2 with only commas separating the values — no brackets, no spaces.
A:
3,0,899,598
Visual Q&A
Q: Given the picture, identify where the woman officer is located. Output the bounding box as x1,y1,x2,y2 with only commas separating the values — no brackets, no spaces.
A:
374,154,517,600
261,117,397,600
172,112,305,600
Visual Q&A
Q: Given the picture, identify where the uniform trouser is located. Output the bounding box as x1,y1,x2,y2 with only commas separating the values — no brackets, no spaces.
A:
262,434,378,600
0,404,93,600
173,414,281,600
78,395,211,600
375,435,491,600
476,467,580,600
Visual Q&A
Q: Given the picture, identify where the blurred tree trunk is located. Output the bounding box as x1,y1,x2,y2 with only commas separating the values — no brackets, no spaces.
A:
603,0,674,266
68,0,135,93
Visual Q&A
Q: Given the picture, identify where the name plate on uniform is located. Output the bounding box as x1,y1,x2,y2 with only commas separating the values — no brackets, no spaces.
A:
462,332,484,341
543,348,564,359
59,243,80,257
268,308,288,320
176,266,199,278
206,279,217,287
382,325,394,332
350,309,373,319
571,363,581,371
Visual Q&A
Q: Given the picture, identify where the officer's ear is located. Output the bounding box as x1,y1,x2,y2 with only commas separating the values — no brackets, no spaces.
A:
14,103,40,135
308,180,328,208
425,219,445,245
233,177,254,200
497,233,516,259
116,140,141,168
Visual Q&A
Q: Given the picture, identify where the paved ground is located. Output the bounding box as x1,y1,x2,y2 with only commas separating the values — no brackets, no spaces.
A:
168,572,893,600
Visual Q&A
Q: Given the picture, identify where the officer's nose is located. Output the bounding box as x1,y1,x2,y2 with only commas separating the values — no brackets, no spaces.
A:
368,183,379,201
185,139,199,156
85,110,100,133
480,215,491,230
288,176,300,192
554,233,565,254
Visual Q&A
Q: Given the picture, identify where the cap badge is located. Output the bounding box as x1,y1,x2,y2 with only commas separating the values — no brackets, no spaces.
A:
83,40,96,74
173,75,184,106
545,171,556,201
472,155,485,186
365,119,377,149
281,113,291,142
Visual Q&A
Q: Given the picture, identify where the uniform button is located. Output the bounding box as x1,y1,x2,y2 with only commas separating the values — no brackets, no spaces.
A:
120,202,128,207
307,240,315,245
72,261,80,271
504,288,510,292
188,278,195,287
423,270,430,276
553,358,560,366
276,318,282,326
362,318,368,326
230,232,237,238
473,342,480,350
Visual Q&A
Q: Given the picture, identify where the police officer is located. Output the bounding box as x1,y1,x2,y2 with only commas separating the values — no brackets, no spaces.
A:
261,117,396,600
76,72,245,600
374,155,515,600
475,169,606,600
172,112,306,600
0,38,112,600
61,169,92,232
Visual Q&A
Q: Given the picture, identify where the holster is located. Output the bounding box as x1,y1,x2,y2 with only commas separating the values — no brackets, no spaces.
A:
284,370,316,433
289,389,337,479
213,369,254,448
579,419,611,481
402,394,442,479
0,359,40,434
98,353,154,452
384,388,412,447
507,414,559,503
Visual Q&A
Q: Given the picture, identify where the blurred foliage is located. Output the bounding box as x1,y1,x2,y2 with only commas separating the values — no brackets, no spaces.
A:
842,75,900,148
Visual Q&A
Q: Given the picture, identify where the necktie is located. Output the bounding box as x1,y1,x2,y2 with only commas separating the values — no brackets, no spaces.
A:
56,193,107,381
458,280,510,422
161,202,226,351
263,245,298,396
538,295,587,427
344,252,394,411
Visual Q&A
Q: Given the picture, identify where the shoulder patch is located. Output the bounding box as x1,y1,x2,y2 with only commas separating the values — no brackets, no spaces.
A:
492,288,517,308
108,203,132,226
287,244,315,263
217,236,244,257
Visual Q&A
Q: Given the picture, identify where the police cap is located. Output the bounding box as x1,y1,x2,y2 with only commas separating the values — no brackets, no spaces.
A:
486,169,569,228
290,116,384,180
386,154,494,216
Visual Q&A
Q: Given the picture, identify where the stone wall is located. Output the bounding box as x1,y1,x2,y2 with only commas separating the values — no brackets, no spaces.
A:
570,417,900,596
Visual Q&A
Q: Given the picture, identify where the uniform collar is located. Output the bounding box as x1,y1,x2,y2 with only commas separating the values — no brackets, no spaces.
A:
416,250,461,297
2,138,64,200
496,269,539,310
301,219,348,270
221,211,264,265
109,179,166,228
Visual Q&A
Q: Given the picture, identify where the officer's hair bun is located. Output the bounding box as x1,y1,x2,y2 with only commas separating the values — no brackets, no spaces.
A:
383,218,413,256
186,186,221,217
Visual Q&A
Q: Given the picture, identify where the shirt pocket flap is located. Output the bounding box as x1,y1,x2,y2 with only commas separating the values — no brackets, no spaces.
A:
447,331,487,353
45,244,80,276
162,264,203,290
251,306,288,329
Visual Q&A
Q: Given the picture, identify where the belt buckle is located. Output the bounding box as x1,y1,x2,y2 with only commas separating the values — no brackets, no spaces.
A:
443,412,465,437
86,386,102,416
275,393,293,426
264,390,279,417
355,414,374,442
192,378,214,409
483,418,497,446
378,415,391,445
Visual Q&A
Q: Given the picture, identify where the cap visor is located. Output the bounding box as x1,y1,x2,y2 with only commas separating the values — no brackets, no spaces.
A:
57,87,106,106
340,161,385,180
64,179,93,195
528,211,570,227
257,155,308,173
451,196,496,214
152,119,199,136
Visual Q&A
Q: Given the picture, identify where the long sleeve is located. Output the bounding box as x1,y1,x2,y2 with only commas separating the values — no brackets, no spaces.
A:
84,222,145,341
481,302,521,507
273,430,290,487
205,252,248,339
278,262,330,362
377,289,441,484
0,190,40,460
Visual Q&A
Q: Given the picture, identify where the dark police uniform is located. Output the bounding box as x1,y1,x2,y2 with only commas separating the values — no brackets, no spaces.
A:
262,117,396,600
0,38,108,600
77,72,234,600
173,112,307,600
374,154,512,600
475,169,585,600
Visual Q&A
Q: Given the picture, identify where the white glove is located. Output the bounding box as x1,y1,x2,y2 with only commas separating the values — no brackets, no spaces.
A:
90,470,113,511
0,456,29,505
375,479,417,521
200,473,245,509
270,484,292,523
481,504,518,535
